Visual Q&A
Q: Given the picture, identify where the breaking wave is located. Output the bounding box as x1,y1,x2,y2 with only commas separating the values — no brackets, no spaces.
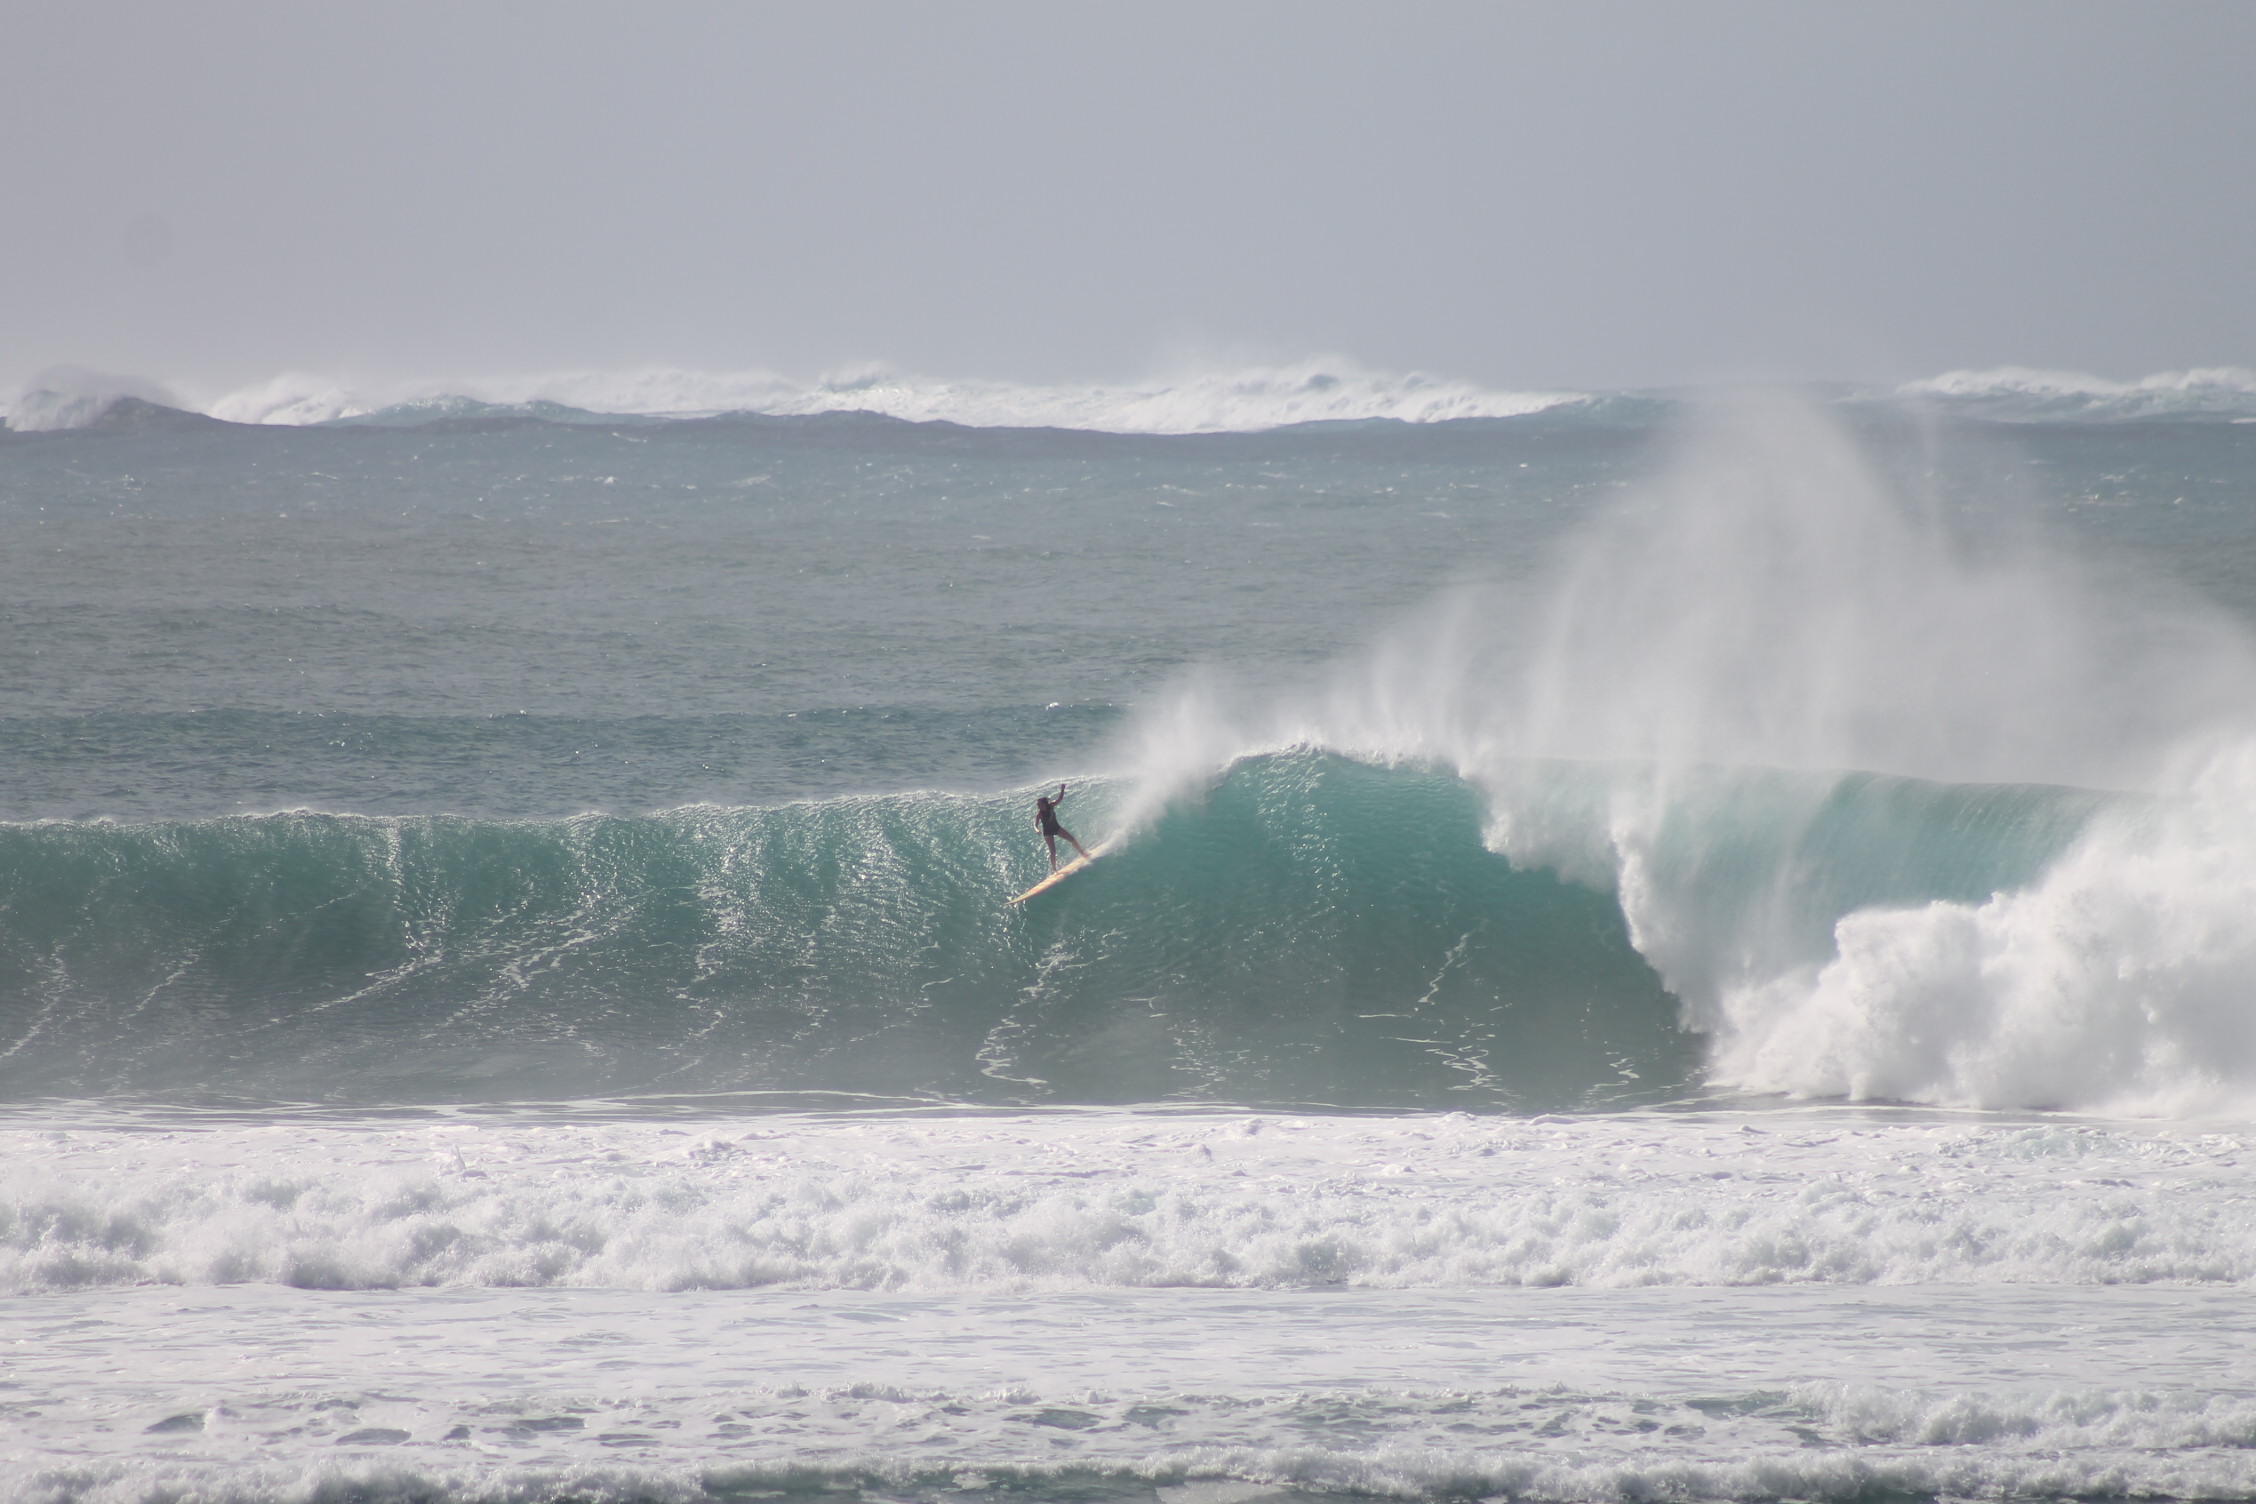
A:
20,360,2256,436
1898,365,2256,423
2,366,185,432
1113,392,2256,1117
2,739,2223,1118
193,359,1581,434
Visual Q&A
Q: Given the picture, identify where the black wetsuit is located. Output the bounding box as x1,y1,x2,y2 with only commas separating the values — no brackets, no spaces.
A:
1036,798,1064,836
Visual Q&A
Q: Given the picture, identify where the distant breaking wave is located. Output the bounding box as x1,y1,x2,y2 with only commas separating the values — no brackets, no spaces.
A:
15,360,2256,434
1897,365,2256,423
188,359,1581,434
2,366,186,433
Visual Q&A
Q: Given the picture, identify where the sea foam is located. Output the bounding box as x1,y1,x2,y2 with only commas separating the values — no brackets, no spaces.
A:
5,1111,2252,1295
21,1385,2256,1504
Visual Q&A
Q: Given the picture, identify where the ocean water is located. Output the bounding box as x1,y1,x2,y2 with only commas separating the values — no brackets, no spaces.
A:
6,368,2256,1503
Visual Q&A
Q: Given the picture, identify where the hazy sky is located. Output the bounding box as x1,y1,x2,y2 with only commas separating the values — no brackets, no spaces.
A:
4,1,2252,398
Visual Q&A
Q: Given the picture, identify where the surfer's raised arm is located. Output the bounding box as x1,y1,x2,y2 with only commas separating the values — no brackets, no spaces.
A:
1033,784,1090,873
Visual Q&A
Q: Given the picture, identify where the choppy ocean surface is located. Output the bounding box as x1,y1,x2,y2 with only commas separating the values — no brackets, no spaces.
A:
5,366,2256,1503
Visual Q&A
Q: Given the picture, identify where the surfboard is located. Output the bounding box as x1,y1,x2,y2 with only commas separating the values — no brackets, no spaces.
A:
1008,835,1121,905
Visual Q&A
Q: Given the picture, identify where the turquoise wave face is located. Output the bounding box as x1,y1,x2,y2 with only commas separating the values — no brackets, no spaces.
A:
0,753,2110,1112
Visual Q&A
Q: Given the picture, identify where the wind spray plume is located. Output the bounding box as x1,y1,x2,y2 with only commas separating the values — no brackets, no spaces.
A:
1164,388,2256,811
1121,387,2256,819
1098,668,1256,837
1503,390,2256,790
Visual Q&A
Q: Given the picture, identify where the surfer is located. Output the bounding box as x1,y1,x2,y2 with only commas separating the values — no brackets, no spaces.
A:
1034,783,1090,871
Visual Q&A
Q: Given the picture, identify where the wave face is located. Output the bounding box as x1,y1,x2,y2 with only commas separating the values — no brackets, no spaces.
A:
0,754,1691,1108
0,751,2117,1111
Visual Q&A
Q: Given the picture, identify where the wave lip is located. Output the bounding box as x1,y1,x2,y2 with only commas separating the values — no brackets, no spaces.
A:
193,358,1583,434
1897,365,2256,422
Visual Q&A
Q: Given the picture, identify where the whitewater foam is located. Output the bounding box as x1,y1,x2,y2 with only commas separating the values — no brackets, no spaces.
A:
1712,740,2256,1114
7,1109,2253,1295
13,1274,2256,1504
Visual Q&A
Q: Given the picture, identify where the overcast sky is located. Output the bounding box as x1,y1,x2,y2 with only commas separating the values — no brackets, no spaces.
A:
3,1,2251,399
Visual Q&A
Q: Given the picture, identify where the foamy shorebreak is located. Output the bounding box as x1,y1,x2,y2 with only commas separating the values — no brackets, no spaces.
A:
7,1109,2251,1295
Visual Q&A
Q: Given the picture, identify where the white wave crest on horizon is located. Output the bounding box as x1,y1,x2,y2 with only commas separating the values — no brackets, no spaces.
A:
1900,365,2256,422
197,359,1581,434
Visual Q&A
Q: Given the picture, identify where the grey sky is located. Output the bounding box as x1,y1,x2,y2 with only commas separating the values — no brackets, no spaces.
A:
3,1,2251,399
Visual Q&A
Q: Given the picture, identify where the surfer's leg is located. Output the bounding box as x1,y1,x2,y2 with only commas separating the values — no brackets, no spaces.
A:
1044,831,1060,871
1061,827,1090,860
